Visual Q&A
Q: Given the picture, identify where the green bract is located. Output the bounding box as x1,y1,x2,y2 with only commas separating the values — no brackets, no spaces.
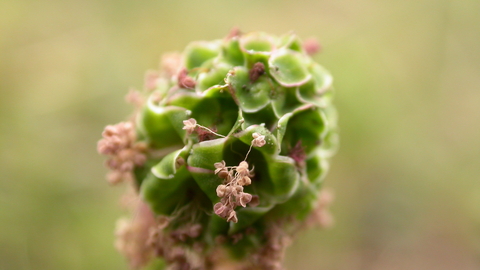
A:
101,31,338,269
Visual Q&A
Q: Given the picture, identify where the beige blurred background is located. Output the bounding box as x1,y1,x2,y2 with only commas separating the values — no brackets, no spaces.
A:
1,0,479,269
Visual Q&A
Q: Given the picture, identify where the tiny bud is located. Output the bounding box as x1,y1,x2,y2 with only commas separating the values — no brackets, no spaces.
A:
303,38,321,56
225,27,241,40
249,62,265,82
178,69,196,89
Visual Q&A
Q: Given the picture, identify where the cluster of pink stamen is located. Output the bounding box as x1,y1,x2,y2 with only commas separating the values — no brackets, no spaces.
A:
97,122,147,184
213,160,258,223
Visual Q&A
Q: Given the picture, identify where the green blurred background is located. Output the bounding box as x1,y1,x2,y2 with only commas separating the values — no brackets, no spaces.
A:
1,0,479,269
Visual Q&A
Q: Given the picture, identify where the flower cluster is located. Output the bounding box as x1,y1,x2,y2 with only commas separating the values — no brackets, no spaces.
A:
147,221,205,270
114,201,156,269
97,121,147,184
213,160,258,223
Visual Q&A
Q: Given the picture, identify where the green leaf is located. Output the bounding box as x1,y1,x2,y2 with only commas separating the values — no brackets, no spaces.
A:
140,166,193,216
202,84,229,98
151,145,190,179
280,108,327,155
196,62,231,92
239,32,275,67
277,33,303,52
306,154,329,187
274,104,313,153
137,99,189,149
187,138,226,202
296,63,333,107
269,182,318,221
275,112,293,152
235,125,277,156
184,41,221,70
269,48,311,87
271,84,303,117
226,67,271,113
167,90,202,110
318,106,339,158
240,32,275,54
189,96,238,137
264,155,300,203
221,38,244,66
310,63,333,93
241,104,278,130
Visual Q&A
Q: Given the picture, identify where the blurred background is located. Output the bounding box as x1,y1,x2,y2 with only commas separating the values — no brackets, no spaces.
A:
1,0,479,269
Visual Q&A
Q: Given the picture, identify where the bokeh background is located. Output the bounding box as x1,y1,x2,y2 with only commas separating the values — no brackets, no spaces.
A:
1,0,479,269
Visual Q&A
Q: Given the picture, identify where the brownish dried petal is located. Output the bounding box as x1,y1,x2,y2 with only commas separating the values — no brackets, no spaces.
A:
239,193,253,207
217,169,229,179
236,161,249,176
226,210,238,223
214,203,229,218
238,176,251,186
216,185,227,198
249,62,265,82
